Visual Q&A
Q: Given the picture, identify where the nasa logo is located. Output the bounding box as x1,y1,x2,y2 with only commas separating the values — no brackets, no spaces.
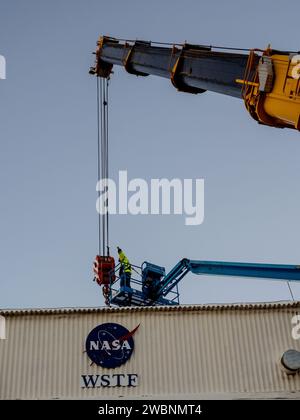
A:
85,323,140,368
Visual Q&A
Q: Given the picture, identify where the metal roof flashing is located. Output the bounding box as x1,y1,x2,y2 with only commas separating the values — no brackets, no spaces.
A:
0,300,299,316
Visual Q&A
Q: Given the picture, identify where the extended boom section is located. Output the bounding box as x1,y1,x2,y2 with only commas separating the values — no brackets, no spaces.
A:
159,259,300,297
90,36,252,98
90,36,300,130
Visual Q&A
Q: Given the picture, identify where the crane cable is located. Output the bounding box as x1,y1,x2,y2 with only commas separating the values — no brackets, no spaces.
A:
96,76,110,257
104,36,300,54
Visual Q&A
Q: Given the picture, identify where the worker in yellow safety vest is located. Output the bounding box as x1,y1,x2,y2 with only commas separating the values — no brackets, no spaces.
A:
117,247,132,288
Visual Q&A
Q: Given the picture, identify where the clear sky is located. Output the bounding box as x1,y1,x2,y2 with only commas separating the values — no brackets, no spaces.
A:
1,0,300,309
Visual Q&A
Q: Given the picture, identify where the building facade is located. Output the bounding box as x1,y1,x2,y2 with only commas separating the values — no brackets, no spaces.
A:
0,302,300,399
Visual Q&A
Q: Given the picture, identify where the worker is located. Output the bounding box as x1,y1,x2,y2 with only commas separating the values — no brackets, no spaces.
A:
117,247,132,288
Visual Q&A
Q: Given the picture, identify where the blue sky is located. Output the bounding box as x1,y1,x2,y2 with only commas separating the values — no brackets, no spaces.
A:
1,0,300,308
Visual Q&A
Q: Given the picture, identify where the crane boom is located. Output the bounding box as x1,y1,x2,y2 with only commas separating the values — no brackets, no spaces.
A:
90,36,300,131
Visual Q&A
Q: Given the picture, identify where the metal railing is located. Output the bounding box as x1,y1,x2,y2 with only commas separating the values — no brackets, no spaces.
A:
106,263,180,306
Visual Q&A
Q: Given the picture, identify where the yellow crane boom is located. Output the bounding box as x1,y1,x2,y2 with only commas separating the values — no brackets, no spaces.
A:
90,36,300,131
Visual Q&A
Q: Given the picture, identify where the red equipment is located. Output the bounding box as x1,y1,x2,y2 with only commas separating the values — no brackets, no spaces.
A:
93,255,116,286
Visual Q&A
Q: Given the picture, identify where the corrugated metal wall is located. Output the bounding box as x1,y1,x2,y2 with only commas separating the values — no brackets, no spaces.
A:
0,303,300,399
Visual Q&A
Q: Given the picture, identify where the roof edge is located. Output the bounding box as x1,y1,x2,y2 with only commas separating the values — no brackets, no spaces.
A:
0,300,300,316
